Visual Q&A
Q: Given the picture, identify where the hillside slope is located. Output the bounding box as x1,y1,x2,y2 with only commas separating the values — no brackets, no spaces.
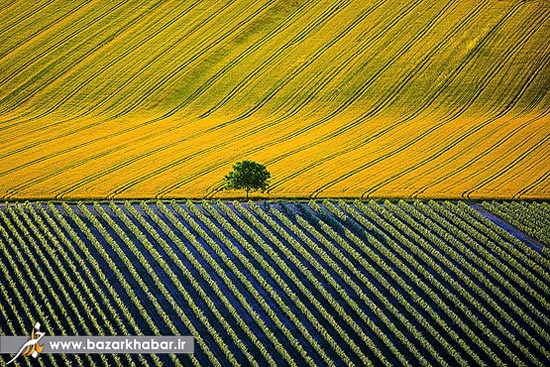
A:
0,0,548,199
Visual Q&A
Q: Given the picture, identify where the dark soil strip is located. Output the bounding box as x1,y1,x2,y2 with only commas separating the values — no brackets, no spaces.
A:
470,204,543,253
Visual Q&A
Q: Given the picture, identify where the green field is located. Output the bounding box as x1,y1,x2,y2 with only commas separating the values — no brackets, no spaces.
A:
1,199,549,366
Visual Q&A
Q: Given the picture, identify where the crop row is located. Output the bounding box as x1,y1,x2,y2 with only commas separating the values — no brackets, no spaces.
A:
1,199,549,366
483,201,550,246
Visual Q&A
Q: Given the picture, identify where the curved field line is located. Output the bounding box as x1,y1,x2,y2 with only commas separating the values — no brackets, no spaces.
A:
0,0,238,141
0,0,207,126
514,160,550,199
0,0,55,36
149,0,458,196
4,1,544,200
29,0,232,121
462,135,550,199
89,0,376,125
360,14,550,198
263,0,490,192
0,1,162,113
516,60,550,116
0,0,370,197
291,3,527,197
0,0,274,151
193,0,355,119
106,0,328,121
0,0,198,123
66,0,263,118
6,1,205,124
0,0,16,14
133,0,329,119
161,0,428,143
261,0,489,166
0,1,90,61
268,0,426,119
195,0,368,118
102,0,282,119
164,0,384,129
0,1,136,101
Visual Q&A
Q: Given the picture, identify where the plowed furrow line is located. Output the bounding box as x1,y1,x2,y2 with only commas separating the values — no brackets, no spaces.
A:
197,0,361,118
360,14,548,197
462,134,550,199
294,3,524,197
268,0,418,117
0,1,89,61
0,2,312,193
0,0,496,200
68,0,240,117
2,141,144,198
518,62,550,115
314,0,496,134
428,8,548,123
0,0,224,126
264,0,486,192
18,1,204,122
515,160,550,198
0,0,16,15
0,0,54,35
0,1,135,98
270,2,410,118
151,0,325,118
512,165,550,200
106,0,278,118
0,1,162,113
344,0,504,122
300,0,471,123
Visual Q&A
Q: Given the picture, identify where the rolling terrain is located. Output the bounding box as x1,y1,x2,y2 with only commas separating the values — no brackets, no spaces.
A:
0,0,548,199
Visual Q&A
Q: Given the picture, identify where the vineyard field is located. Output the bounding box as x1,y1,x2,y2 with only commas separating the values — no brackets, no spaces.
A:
1,199,549,366
0,0,548,199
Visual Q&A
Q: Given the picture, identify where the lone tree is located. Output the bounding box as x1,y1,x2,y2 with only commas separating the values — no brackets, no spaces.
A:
223,160,270,200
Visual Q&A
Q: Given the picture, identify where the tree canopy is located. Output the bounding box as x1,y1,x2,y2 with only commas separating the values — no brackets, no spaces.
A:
223,161,270,200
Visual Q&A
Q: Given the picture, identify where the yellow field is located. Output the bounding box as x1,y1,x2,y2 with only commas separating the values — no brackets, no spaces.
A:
0,0,548,199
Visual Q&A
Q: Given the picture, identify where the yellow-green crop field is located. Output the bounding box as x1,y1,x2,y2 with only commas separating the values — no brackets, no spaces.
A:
0,0,548,200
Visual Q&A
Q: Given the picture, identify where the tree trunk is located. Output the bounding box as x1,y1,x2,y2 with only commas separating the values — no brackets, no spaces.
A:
246,188,249,201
